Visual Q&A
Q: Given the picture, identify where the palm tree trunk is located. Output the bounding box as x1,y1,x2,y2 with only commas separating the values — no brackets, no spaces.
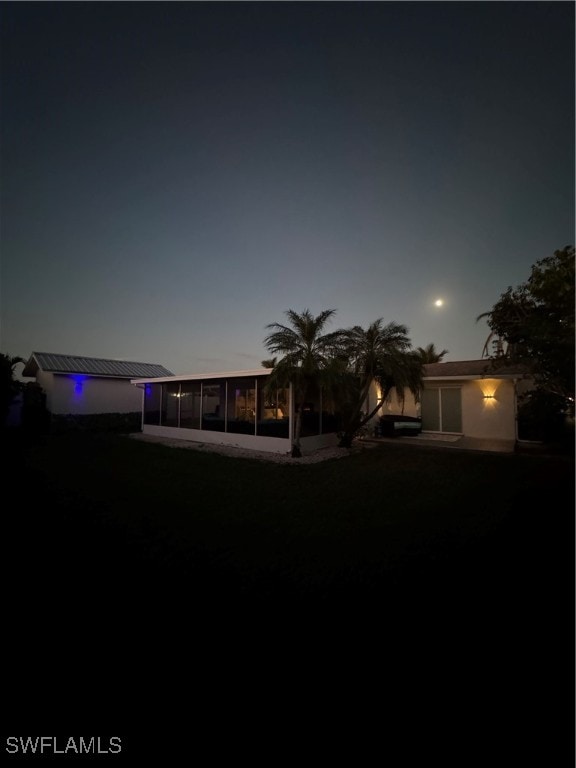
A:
358,398,385,430
356,381,398,432
338,377,374,448
291,385,307,458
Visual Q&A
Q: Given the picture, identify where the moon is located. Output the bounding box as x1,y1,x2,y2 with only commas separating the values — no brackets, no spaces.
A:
434,299,444,307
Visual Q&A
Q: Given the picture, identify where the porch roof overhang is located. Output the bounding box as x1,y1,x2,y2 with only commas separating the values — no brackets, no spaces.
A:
131,368,273,385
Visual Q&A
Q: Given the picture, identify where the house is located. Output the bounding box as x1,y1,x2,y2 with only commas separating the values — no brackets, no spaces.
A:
131,368,339,455
382,359,533,451
132,359,533,454
22,352,173,417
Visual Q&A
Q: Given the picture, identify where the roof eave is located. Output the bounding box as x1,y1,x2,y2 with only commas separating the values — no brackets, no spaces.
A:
21,354,40,378
131,368,273,385
424,374,525,381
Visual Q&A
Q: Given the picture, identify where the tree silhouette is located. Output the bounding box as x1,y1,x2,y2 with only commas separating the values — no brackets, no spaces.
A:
263,309,341,457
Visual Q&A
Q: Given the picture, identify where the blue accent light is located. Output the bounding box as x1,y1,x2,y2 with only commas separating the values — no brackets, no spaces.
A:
72,375,87,394
145,385,152,396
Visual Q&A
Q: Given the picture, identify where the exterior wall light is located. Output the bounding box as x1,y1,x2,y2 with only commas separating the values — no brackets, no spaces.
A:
478,379,499,400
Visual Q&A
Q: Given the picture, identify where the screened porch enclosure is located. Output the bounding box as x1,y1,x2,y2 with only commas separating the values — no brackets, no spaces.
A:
142,373,342,442
145,376,290,438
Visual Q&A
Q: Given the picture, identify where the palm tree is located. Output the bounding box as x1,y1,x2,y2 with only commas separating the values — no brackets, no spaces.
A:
378,349,424,411
416,343,449,363
476,312,509,358
260,358,277,369
337,320,423,447
263,309,342,457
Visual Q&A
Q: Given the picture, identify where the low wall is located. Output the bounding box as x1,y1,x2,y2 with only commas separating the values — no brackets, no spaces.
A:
142,424,292,454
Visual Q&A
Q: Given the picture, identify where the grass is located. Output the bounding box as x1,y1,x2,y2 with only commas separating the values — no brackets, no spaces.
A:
4,430,573,757
5,430,573,609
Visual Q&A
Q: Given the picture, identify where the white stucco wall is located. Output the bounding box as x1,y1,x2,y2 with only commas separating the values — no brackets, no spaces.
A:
460,378,517,440
380,388,420,417
36,370,55,412
380,378,520,441
142,424,292,454
43,374,142,414
141,424,339,455
363,380,386,423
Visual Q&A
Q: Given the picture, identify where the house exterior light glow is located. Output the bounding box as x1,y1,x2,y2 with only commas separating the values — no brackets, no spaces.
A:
72,375,88,395
383,360,533,450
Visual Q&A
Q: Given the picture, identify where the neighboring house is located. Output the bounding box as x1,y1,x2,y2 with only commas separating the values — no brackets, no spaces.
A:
131,368,340,455
132,359,533,454
383,359,533,450
22,352,173,416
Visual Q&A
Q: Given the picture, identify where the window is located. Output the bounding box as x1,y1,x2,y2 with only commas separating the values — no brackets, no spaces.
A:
161,382,180,426
180,381,201,429
143,383,161,425
201,381,225,432
257,382,289,438
143,375,294,439
421,387,462,433
227,378,256,435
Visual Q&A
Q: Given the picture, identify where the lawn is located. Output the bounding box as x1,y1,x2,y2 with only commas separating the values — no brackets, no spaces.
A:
4,430,573,758
5,430,573,611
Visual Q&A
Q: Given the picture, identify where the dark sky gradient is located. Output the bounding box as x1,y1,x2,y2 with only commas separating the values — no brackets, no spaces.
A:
1,1,574,374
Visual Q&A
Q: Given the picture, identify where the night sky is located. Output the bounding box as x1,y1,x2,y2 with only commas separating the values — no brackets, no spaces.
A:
1,1,574,375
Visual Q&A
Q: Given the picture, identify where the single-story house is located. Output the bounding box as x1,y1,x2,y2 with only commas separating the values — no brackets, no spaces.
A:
22,352,173,416
382,359,533,450
132,359,533,454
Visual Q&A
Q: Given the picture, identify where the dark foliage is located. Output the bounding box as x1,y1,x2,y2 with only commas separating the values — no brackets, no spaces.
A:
49,411,142,434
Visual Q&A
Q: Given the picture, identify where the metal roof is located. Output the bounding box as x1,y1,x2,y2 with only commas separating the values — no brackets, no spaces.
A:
22,352,173,379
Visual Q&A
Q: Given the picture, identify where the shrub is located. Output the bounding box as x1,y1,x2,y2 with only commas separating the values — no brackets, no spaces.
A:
517,390,574,447
50,412,142,434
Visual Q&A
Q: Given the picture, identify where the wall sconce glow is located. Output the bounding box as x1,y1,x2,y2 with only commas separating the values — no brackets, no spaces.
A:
72,375,87,394
478,379,499,400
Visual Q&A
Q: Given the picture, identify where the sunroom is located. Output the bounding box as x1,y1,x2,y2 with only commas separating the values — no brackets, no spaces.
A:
131,368,341,454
